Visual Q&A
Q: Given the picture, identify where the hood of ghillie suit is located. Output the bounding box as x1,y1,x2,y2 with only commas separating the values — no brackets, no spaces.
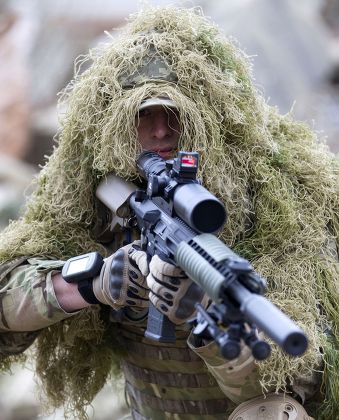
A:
0,6,338,419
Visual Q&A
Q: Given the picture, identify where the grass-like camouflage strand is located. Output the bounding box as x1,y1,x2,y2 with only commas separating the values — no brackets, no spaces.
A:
0,6,338,419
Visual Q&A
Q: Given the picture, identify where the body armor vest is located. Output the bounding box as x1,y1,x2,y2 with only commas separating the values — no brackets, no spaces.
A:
98,210,230,418
116,321,230,419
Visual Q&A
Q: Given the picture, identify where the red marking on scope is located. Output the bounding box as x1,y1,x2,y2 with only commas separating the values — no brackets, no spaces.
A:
181,155,197,167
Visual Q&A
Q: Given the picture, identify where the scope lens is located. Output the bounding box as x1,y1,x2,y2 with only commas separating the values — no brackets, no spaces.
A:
191,199,227,233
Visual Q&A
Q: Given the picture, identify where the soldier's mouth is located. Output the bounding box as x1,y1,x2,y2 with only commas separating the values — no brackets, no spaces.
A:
154,148,174,159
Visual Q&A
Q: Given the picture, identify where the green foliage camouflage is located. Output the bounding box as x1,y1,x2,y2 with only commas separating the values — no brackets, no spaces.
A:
0,5,338,419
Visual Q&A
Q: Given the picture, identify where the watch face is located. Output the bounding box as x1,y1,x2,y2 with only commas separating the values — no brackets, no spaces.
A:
66,256,90,275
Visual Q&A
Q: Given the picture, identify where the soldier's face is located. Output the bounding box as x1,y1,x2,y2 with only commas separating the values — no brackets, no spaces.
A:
135,105,180,160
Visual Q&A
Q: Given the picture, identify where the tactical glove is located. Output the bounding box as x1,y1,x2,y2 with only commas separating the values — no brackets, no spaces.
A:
147,254,209,325
92,241,149,311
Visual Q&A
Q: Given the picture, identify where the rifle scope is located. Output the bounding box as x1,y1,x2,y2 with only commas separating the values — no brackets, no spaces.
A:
136,151,227,234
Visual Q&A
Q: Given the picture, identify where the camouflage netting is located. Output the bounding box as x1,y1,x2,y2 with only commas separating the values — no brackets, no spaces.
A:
0,5,338,419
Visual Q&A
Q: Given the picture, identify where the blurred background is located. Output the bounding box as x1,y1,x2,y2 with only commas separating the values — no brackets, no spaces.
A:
0,0,338,418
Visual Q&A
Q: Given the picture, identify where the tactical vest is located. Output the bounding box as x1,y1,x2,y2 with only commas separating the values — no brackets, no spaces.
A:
96,202,231,418
116,321,230,419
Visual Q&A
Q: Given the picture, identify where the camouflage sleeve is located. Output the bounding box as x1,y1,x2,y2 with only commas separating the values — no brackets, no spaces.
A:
0,257,79,355
187,334,263,405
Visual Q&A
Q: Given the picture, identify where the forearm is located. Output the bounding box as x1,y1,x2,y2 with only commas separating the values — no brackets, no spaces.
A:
187,333,263,404
0,258,83,332
52,272,91,312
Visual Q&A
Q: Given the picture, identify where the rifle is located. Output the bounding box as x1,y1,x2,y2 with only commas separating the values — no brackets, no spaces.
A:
97,150,308,360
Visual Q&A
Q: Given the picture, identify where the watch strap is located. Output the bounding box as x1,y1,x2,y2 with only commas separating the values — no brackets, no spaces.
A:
77,278,100,304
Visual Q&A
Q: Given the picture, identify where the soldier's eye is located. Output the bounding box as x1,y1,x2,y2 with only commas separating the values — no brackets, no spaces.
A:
138,109,151,118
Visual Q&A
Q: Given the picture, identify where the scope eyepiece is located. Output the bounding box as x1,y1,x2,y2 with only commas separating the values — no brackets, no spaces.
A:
137,151,167,180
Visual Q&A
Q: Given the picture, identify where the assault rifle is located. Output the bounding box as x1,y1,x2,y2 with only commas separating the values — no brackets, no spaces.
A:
97,151,308,361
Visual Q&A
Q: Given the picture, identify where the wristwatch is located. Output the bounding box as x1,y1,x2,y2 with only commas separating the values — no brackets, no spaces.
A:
62,252,104,304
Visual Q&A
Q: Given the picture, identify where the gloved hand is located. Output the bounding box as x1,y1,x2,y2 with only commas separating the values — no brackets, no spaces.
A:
147,254,210,325
92,241,150,311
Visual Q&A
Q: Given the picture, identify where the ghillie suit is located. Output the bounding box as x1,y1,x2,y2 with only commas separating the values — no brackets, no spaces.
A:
0,6,338,419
